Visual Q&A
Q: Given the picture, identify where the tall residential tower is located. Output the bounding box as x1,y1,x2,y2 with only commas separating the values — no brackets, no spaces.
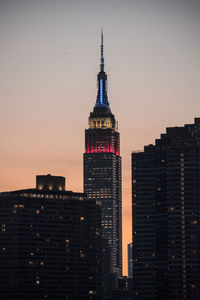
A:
132,118,200,299
83,32,122,276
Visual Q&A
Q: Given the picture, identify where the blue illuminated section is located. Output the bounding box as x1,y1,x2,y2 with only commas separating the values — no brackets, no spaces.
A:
96,77,109,108
100,80,103,104
95,31,110,109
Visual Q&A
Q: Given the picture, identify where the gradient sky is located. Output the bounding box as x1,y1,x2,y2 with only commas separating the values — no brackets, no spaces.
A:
1,0,200,275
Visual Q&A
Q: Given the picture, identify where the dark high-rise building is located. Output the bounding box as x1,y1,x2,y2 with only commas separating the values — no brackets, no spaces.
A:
132,118,200,300
128,243,133,279
83,32,122,276
0,174,102,300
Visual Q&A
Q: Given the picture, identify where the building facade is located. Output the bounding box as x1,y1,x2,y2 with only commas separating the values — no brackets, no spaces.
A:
0,175,102,300
83,32,122,276
132,118,200,299
128,243,133,279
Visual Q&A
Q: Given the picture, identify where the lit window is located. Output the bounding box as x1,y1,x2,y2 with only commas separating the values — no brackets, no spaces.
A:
80,251,85,258
192,220,197,224
14,204,24,208
191,284,196,289
88,291,96,295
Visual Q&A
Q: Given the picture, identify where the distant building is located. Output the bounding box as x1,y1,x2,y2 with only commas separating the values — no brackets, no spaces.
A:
36,174,65,191
83,31,122,278
0,175,102,300
128,243,133,278
132,118,200,299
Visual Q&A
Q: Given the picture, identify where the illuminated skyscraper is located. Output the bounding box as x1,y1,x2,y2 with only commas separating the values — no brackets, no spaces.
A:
83,32,122,276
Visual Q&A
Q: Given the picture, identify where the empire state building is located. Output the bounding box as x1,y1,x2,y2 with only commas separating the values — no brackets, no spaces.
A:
83,32,122,276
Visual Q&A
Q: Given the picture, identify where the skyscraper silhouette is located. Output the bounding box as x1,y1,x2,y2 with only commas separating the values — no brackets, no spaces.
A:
83,31,122,277
0,175,102,300
132,118,200,299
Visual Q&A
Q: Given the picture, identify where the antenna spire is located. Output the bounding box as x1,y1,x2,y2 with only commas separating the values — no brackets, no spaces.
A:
95,30,110,109
100,29,104,72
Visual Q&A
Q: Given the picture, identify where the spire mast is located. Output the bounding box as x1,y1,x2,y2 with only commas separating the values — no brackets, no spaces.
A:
100,29,104,72
95,30,110,109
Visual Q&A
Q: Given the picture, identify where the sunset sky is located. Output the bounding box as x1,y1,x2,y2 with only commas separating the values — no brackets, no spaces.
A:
1,0,200,275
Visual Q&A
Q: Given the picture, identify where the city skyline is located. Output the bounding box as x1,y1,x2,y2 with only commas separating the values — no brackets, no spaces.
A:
1,0,200,275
